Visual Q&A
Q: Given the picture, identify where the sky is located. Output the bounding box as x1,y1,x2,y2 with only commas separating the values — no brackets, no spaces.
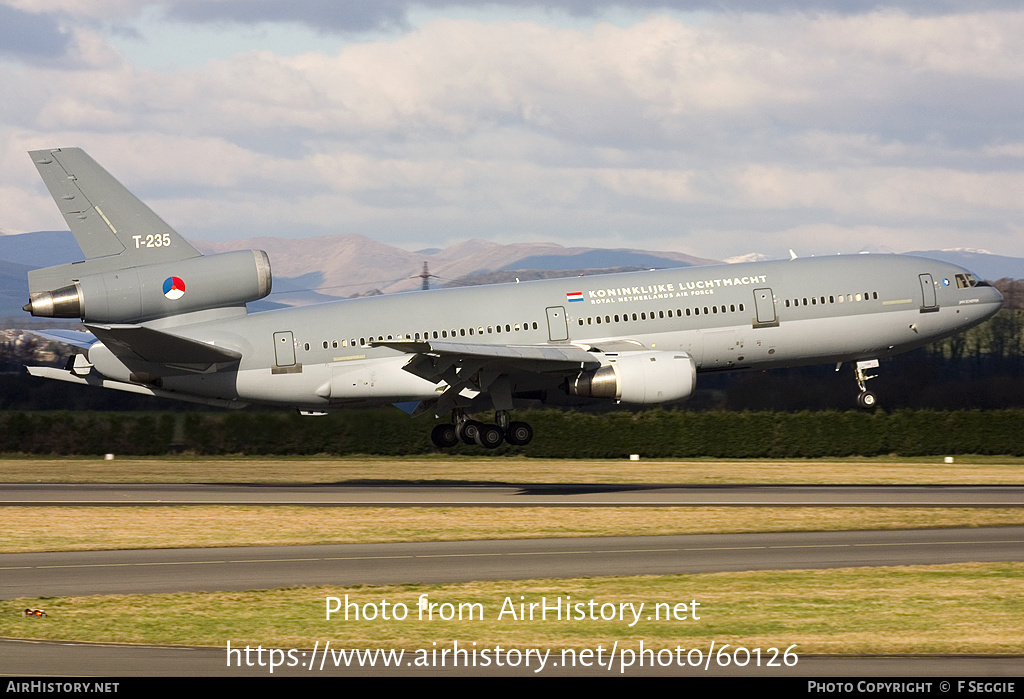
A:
1,1,1023,262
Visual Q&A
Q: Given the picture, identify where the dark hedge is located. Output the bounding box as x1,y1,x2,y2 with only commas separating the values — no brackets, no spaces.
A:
1,408,1022,457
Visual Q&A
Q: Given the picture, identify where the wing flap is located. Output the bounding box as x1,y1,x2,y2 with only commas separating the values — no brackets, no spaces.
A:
374,339,599,367
374,340,599,411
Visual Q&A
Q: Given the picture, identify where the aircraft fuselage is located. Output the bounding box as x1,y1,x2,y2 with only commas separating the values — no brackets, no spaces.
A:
86,253,1001,410
22,147,1004,447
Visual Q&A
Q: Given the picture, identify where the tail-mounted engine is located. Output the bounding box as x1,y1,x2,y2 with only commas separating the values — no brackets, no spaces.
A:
568,351,697,404
24,250,272,323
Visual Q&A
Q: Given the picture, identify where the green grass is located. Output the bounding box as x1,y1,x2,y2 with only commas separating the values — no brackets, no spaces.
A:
3,563,1022,654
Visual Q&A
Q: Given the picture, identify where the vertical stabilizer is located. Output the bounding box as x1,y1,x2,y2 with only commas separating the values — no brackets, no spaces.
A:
28,148,201,264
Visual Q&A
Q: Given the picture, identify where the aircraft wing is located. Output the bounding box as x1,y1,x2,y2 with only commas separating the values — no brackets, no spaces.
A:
375,339,597,364
374,339,600,414
86,324,242,366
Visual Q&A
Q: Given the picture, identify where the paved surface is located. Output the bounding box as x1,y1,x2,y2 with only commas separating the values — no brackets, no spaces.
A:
2,638,1022,677
3,526,1023,598
4,482,1022,677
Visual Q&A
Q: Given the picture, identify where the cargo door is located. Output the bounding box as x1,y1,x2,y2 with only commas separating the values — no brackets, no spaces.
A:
919,274,938,312
273,331,296,366
546,306,568,341
753,288,778,327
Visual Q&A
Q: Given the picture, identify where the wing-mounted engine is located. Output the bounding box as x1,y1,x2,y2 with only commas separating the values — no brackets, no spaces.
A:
567,351,697,404
24,249,272,323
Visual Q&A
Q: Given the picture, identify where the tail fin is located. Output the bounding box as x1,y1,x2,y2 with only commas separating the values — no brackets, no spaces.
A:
28,148,202,294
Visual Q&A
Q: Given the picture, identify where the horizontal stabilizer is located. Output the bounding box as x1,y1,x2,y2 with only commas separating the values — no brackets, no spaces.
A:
86,323,242,365
24,329,99,350
25,366,246,408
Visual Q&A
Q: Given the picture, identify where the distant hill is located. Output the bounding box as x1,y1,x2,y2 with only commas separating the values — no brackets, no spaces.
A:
905,250,1024,281
195,235,720,300
0,260,31,319
499,249,703,272
5,230,1022,320
445,267,648,288
0,231,81,266
0,230,722,316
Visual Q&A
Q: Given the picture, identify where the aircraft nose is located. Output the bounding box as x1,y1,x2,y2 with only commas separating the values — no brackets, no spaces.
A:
987,286,1003,313
982,284,1004,318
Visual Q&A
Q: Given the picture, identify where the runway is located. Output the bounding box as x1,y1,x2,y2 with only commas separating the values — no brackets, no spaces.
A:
2,638,1021,677
3,526,1023,598
5,481,1022,677
3,483,1023,506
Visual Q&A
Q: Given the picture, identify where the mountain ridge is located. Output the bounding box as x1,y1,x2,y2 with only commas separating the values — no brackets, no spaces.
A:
3,230,1023,320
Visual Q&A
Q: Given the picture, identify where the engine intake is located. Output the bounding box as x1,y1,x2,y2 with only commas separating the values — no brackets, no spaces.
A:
568,351,697,404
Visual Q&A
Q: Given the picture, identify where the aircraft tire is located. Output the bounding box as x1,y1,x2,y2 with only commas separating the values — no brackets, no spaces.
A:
505,421,533,446
460,420,483,445
475,424,505,449
857,391,878,409
431,424,459,448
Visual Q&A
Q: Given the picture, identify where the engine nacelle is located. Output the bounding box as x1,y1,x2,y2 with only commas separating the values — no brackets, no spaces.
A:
568,351,697,404
25,250,272,323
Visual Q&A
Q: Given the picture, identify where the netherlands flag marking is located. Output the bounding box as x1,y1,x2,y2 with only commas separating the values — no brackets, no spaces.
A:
566,291,584,302
163,276,186,300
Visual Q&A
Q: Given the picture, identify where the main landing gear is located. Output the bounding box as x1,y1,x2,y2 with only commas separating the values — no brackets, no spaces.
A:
853,359,879,409
431,410,534,449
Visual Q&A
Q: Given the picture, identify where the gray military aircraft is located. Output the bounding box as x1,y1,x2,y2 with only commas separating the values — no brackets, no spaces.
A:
22,148,1004,448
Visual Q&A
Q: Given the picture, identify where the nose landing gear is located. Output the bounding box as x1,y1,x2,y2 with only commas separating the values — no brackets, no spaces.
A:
853,359,879,409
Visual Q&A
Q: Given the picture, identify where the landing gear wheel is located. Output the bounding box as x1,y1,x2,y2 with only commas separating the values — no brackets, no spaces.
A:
431,424,459,448
505,421,533,446
459,420,483,445
852,360,880,408
474,423,505,449
857,391,878,409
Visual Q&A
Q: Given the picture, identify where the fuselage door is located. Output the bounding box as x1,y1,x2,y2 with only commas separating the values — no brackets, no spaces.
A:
274,331,296,366
919,274,938,312
753,288,778,327
546,306,569,342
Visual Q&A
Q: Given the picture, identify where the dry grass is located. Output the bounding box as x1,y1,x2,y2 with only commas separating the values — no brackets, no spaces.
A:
3,506,1024,553
1,455,1022,484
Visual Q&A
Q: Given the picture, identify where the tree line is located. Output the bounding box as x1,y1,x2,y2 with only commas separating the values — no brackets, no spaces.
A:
1,408,1022,457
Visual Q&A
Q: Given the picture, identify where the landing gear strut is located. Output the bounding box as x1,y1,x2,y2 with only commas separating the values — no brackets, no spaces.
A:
430,410,534,449
853,359,879,409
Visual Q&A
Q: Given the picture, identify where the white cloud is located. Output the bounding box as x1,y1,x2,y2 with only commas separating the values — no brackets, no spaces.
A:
1,9,1023,259
731,165,1024,218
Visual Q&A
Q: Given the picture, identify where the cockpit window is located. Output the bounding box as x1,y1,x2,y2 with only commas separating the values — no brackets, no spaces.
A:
955,273,988,288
